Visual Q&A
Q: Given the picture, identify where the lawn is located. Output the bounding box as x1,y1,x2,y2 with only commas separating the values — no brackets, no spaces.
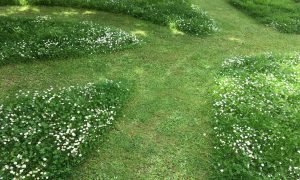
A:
0,0,299,179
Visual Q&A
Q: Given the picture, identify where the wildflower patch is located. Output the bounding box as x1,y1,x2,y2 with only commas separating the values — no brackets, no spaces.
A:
213,53,300,179
0,16,140,66
0,81,130,179
0,0,218,36
230,0,300,34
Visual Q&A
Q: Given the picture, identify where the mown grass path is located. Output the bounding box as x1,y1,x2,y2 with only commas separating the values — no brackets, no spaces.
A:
0,0,299,179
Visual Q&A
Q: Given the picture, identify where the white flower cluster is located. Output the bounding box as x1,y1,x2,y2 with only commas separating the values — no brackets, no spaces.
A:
78,21,140,52
85,0,218,36
213,53,300,178
2,155,48,179
0,16,140,65
175,11,219,36
268,18,300,33
33,15,52,23
0,81,128,179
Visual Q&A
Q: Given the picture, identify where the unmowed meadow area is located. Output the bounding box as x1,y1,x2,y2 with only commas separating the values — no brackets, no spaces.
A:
0,0,299,179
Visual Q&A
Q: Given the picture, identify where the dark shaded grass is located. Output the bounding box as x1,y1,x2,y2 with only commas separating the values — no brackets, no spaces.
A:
229,0,300,34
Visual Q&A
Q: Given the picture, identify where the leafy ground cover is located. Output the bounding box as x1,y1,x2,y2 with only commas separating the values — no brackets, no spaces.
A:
0,16,139,66
213,53,300,179
230,0,300,34
0,0,218,36
0,0,299,179
0,81,129,179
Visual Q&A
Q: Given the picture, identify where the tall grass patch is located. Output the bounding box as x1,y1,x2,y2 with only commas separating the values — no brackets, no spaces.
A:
0,16,139,66
0,0,218,36
213,53,300,179
230,0,300,34
0,81,130,179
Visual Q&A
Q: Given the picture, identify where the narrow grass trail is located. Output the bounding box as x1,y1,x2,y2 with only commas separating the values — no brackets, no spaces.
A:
0,0,299,179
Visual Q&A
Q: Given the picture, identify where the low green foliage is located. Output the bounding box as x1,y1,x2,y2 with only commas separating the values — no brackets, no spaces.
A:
230,0,300,34
0,16,139,66
0,81,130,179
0,0,218,36
0,0,20,6
213,53,300,179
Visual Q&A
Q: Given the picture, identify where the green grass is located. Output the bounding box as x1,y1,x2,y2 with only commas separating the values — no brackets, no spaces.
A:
213,53,300,179
0,0,299,179
229,0,300,34
0,81,130,179
0,0,218,36
0,16,139,66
